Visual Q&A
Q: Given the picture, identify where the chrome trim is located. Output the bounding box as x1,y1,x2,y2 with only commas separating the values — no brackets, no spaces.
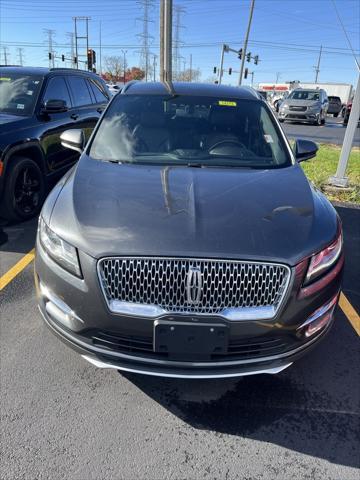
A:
81,355,293,378
40,282,84,324
297,294,338,330
40,304,328,369
97,256,292,321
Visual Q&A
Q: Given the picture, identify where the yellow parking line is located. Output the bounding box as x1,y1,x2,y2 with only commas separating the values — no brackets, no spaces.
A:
339,292,360,336
0,248,35,291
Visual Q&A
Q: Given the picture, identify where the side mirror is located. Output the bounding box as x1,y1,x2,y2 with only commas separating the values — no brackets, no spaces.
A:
42,99,68,113
294,139,318,162
60,129,84,154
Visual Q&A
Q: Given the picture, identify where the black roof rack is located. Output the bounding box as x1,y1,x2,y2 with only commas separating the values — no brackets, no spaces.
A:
49,67,91,72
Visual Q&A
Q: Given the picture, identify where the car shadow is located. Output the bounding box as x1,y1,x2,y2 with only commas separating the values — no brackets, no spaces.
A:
120,313,360,468
0,216,38,252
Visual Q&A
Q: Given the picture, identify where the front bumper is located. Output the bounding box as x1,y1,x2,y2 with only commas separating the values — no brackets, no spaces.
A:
35,237,343,379
279,110,320,122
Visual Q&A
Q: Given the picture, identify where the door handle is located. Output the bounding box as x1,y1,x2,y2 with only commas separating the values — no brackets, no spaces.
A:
70,113,79,120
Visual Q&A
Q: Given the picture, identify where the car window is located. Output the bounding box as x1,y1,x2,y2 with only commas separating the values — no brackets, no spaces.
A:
43,76,71,107
89,95,291,169
68,76,92,107
289,91,320,101
89,79,109,103
0,73,43,115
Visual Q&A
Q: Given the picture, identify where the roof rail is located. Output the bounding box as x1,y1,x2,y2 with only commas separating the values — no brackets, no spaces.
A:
0,65,22,67
121,80,138,93
49,67,92,72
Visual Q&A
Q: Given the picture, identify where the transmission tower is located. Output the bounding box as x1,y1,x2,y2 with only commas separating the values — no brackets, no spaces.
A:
17,47,25,66
66,32,75,67
137,0,154,81
44,29,56,68
173,5,185,79
2,46,10,65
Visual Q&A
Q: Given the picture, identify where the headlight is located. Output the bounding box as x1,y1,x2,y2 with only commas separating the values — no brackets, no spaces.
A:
308,103,321,111
305,229,342,284
39,217,82,277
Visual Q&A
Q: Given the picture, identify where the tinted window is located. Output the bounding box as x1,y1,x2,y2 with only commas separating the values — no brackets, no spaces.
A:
89,79,109,103
68,76,92,106
90,95,291,168
289,90,320,101
0,73,43,115
43,77,71,107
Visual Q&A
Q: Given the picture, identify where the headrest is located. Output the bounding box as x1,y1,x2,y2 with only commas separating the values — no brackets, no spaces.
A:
209,106,237,127
140,111,166,128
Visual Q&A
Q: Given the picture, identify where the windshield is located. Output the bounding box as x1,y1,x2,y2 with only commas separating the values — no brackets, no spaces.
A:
288,90,320,101
89,94,291,168
0,73,43,115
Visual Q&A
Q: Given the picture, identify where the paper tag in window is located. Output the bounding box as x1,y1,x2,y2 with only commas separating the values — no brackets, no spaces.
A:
264,134,273,143
218,100,237,107
17,104,25,110
0,77,11,81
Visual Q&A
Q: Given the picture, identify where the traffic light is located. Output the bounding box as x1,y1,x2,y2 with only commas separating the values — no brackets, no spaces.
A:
246,52,251,62
92,50,96,64
254,55,259,65
213,66,217,74
73,56,77,65
87,49,96,70
61,54,65,62
48,52,52,60
228,68,232,75
244,68,248,79
238,48,243,59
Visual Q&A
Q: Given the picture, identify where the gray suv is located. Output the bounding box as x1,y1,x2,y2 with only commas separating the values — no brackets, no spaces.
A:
279,88,328,125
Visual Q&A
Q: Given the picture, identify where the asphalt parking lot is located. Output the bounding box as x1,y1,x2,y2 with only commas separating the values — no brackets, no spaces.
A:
281,115,360,146
0,204,359,480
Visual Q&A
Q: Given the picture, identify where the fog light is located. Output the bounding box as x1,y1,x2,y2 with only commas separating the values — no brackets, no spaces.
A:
40,282,84,331
298,294,338,338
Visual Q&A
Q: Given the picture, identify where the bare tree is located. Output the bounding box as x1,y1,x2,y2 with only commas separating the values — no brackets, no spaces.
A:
174,68,201,82
104,56,123,81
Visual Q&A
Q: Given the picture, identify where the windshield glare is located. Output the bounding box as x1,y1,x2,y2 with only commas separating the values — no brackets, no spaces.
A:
0,73,43,115
90,95,291,168
289,90,320,101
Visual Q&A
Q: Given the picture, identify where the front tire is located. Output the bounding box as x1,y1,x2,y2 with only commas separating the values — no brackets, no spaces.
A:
0,156,45,222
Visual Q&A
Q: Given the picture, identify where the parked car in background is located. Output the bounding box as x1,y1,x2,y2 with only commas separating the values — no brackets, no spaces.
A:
279,88,328,125
343,101,360,127
256,90,268,101
327,96,342,117
106,84,122,96
35,82,343,379
273,92,289,113
0,66,110,221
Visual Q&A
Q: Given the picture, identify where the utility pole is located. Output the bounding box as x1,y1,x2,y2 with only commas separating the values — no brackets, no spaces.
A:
44,29,56,68
153,54,157,81
189,53,192,81
121,49,127,84
250,71,254,87
238,0,255,86
2,46,9,65
160,0,172,82
218,44,227,85
329,73,360,187
66,32,75,68
314,45,322,83
275,72,281,84
17,48,24,66
99,21,102,75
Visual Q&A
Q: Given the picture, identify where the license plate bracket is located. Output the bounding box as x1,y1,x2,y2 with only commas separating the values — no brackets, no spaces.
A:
154,320,229,359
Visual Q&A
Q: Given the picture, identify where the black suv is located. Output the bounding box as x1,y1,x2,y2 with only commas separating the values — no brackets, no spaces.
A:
0,66,110,221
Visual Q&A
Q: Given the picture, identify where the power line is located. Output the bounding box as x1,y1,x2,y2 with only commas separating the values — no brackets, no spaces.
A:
331,0,360,69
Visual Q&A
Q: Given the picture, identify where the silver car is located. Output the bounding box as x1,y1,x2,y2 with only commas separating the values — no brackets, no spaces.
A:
279,89,328,125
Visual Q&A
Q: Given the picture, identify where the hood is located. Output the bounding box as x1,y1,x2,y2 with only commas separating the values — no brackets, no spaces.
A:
0,112,30,133
49,155,338,266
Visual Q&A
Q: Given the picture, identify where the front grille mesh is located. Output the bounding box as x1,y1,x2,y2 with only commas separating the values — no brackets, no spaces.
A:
98,258,289,315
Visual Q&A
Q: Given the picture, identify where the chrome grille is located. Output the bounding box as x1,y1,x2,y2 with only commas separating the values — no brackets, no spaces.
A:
98,257,290,316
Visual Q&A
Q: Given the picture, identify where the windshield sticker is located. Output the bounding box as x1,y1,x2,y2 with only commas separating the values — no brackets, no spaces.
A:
17,104,25,110
0,77,11,81
26,90,34,96
264,134,274,143
218,100,237,107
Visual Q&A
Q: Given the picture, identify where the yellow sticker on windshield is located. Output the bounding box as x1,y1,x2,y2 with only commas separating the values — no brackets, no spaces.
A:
0,77,11,81
218,100,237,107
